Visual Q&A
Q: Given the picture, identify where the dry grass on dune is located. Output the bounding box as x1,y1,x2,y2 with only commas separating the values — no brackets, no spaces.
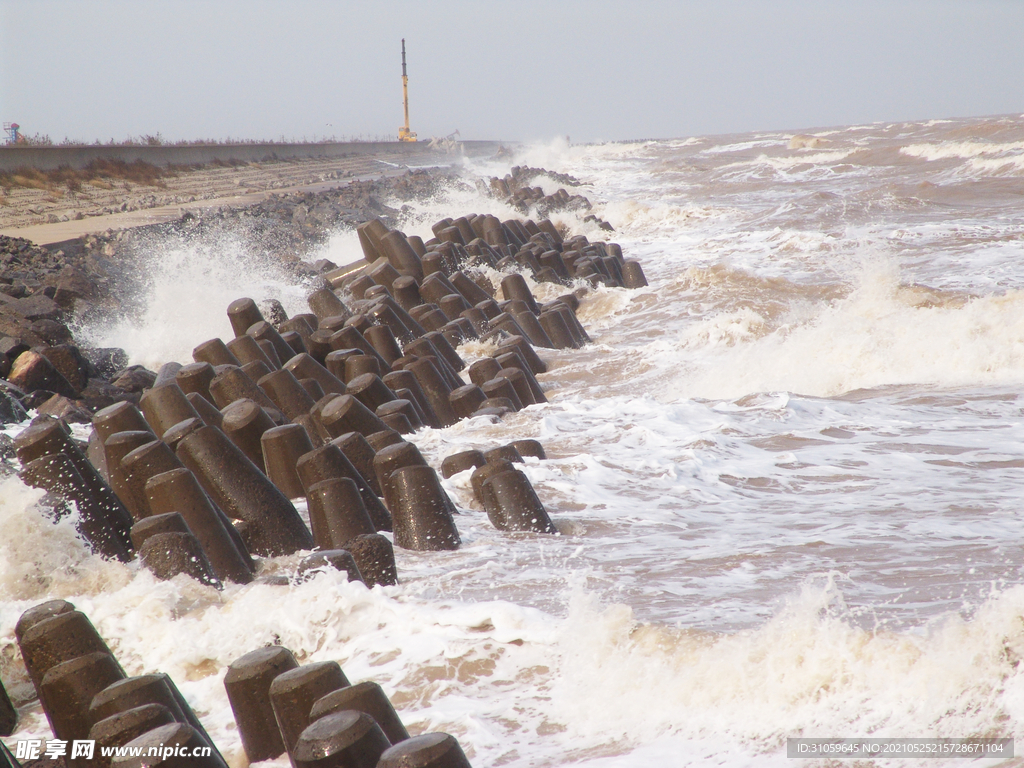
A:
0,158,187,194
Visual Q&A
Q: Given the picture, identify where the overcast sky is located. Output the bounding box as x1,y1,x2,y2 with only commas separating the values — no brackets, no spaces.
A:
1,0,1022,144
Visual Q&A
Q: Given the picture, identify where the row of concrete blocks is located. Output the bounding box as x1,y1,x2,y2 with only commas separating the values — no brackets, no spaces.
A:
350,214,647,302
486,177,594,219
224,645,471,767
8,599,226,768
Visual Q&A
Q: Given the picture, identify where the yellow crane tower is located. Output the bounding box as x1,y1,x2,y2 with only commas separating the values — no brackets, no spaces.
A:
398,39,417,142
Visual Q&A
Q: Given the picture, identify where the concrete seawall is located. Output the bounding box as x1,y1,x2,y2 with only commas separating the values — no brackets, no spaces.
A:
0,140,504,172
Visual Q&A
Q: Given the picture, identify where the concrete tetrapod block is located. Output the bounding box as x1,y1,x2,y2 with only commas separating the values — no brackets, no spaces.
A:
382,370,440,429
145,467,254,582
496,335,547,375
365,323,405,367
320,394,388,439
342,533,397,587
130,511,191,549
284,353,347,396
376,399,421,432
483,445,524,465
89,704,177,768
345,354,382,383
310,681,410,745
380,230,425,280
495,367,535,407
14,599,75,644
499,273,540,314
366,429,404,453
14,418,133,551
376,732,473,768
258,368,317,421
185,393,225,429
621,259,648,288
176,425,313,557
269,662,350,765
441,450,486,479
328,326,388,369
220,398,275,473
347,372,398,412
224,646,299,763
226,333,273,368
163,420,207,454
39,651,125,747
139,383,202,439
192,338,241,368
296,550,364,585
537,309,577,350
493,352,546,403
508,439,546,460
298,376,325,402
120,440,184,520
507,303,554,349
174,362,216,402
480,377,522,411
208,365,280,416
307,287,351,321
422,330,466,374
90,674,220,761
103,430,157,519
248,321,296,370
481,469,557,533
468,359,501,389
329,432,382,497
307,478,376,550
390,275,422,313
227,297,265,338
139,531,222,588
93,401,153,444
296,443,392,532
18,609,122,697
379,412,413,436
404,359,457,428
292,710,390,768
19,452,133,561
110,722,224,768
372,441,429,495
383,466,460,551
262,423,315,500
469,460,514,506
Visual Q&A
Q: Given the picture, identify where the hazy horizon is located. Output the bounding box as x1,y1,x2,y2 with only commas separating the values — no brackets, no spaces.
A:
2,0,1022,144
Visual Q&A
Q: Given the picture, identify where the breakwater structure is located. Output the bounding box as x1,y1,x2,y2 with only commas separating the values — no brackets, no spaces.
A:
0,163,648,766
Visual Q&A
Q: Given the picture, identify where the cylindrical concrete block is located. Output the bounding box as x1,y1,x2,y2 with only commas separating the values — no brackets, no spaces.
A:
329,326,388,369
285,353,347,396
364,324,404,366
324,348,361,381
380,230,425,280
481,377,522,411
139,532,221,587
382,370,440,429
269,662,351,760
422,331,465,374
176,425,313,557
146,468,254,583
103,430,157,518
39,651,125,744
306,478,376,550
622,260,648,288
221,399,275,472
391,275,422,312
18,610,120,697
130,511,190,550
248,320,296,369
495,367,535,407
441,450,486,479
175,362,216,401
468,359,501,388
329,432,382,496
500,273,540,314
405,358,457,428
376,732,472,768
508,302,554,348
15,600,75,644
296,444,391,532
380,413,412,434
383,466,460,551
299,377,325,403
310,681,409,745
475,298,501,320
509,439,546,460
193,338,241,368
296,550,365,585
93,402,153,444
497,336,547,374
376,399,421,432
320,394,388,439
482,469,557,533
224,646,299,763
258,339,284,369
120,440,184,520
366,430,403,452
258,368,316,421
342,533,397,587
208,366,281,415
470,460,514,505
494,352,546,403
345,355,382,383
262,424,315,499
372,442,428,494
242,359,274,384
292,710,390,768
139,383,201,439
226,333,273,368
186,392,225,429
110,722,222,768
449,384,487,420
228,297,265,338
307,287,351,321
538,310,577,349
305,329,334,365
89,704,177,768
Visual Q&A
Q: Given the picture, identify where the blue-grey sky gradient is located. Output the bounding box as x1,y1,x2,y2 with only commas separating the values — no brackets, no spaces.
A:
2,0,1022,143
